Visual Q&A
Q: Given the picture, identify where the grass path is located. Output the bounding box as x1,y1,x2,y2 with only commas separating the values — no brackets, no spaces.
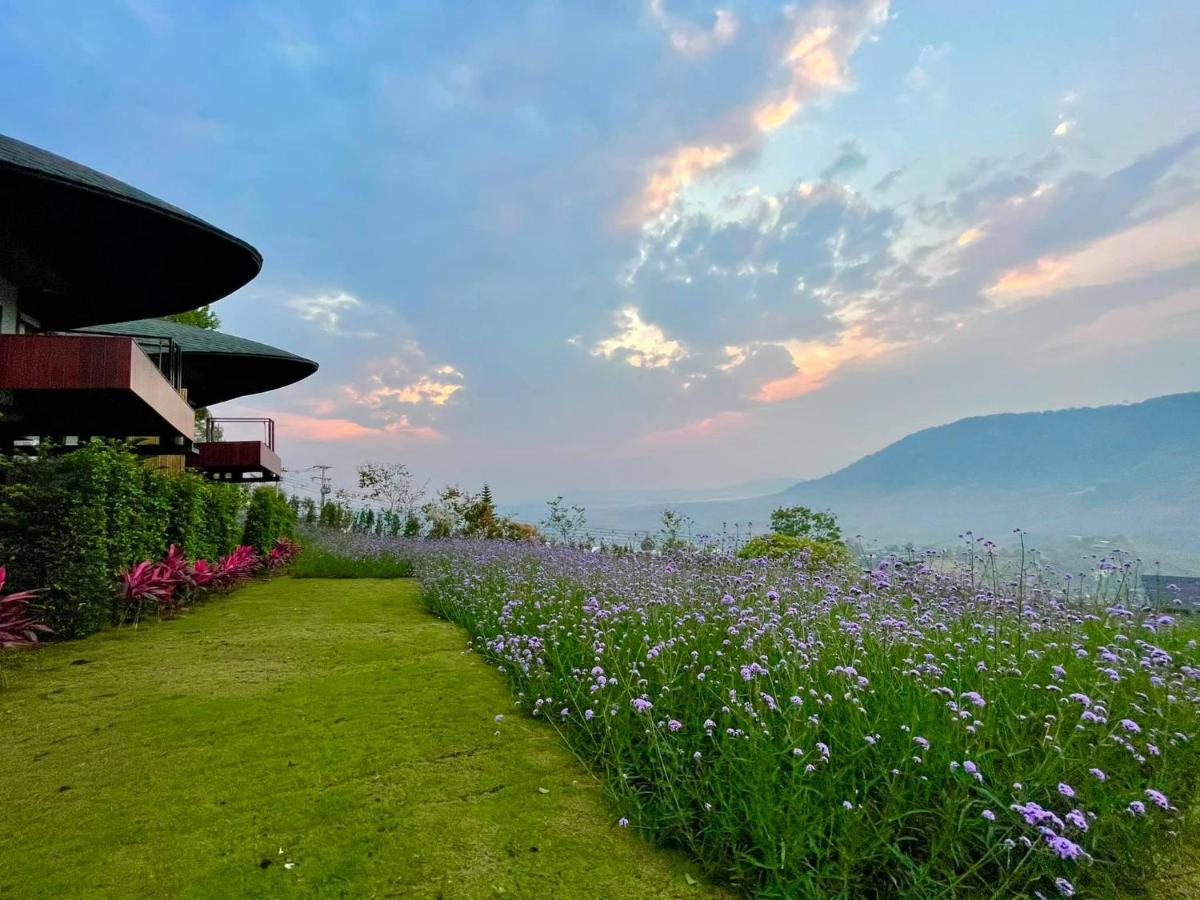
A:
0,578,717,898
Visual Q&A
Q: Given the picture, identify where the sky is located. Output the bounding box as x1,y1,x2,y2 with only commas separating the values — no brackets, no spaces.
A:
3,1,1200,503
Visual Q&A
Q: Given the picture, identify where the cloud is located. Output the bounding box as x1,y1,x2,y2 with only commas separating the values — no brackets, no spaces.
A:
904,43,951,93
755,1,889,131
647,1,738,57
287,291,367,336
754,326,906,401
955,226,985,247
242,409,442,443
642,410,749,445
593,307,687,369
986,200,1200,304
344,371,465,408
610,130,1200,432
630,0,890,220
821,139,868,182
625,180,903,352
341,348,465,420
874,168,903,192
1053,90,1080,138
1051,285,1200,358
634,143,736,222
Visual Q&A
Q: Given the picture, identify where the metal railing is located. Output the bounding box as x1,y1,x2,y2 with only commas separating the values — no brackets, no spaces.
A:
204,417,275,449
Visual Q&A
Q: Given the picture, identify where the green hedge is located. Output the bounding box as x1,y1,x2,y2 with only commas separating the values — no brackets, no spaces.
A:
241,486,297,555
0,442,246,638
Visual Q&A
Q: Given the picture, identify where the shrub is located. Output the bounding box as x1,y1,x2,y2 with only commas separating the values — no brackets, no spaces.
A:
241,487,297,555
0,442,245,637
769,504,843,543
737,532,856,569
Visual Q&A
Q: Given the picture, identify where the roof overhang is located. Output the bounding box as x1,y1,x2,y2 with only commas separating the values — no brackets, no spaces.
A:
0,134,261,330
77,319,319,407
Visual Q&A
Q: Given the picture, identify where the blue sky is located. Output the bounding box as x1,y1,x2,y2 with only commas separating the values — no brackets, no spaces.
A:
4,1,1200,500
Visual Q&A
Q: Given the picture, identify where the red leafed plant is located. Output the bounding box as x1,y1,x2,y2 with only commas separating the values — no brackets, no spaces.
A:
0,565,52,650
267,538,301,570
117,560,177,623
186,557,216,592
213,545,259,589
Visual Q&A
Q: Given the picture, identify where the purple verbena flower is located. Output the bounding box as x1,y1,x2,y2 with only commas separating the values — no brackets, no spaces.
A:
1145,788,1170,810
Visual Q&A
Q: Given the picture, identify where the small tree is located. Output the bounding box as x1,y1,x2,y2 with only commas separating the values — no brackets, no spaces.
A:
242,487,297,554
770,505,843,544
301,497,318,525
658,509,687,550
357,462,423,520
464,484,501,537
402,512,422,538
422,485,476,538
542,496,587,545
318,499,350,529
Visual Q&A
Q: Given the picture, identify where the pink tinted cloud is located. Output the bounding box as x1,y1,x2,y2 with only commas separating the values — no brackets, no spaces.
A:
642,410,750,445
264,410,443,443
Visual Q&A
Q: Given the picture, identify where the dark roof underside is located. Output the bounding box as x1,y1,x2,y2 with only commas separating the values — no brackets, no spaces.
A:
0,134,262,330
78,319,318,407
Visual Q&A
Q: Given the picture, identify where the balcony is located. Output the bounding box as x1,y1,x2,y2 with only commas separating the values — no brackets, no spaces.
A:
0,333,194,450
187,417,283,483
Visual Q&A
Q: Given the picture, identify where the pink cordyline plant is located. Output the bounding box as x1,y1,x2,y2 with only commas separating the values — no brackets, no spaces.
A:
213,545,259,589
0,565,51,649
186,558,216,592
117,560,177,622
267,538,300,570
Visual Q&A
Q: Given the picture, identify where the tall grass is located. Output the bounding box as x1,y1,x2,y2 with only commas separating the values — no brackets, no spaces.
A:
289,544,413,579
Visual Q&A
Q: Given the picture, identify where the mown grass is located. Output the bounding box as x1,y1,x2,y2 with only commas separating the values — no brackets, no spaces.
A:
0,578,717,898
289,544,414,579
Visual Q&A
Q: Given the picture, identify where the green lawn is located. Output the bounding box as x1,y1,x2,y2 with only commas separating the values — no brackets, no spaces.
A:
0,578,717,898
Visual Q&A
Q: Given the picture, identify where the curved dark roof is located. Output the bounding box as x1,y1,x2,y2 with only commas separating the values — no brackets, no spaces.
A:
78,319,318,407
0,134,262,329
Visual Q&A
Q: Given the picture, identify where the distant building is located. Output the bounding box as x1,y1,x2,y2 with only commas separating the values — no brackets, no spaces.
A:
1141,575,1200,610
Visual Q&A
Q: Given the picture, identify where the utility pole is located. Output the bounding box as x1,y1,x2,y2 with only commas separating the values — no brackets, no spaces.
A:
312,465,333,513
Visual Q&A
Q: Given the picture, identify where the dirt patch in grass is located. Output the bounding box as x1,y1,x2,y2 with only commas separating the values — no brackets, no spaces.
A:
0,578,718,898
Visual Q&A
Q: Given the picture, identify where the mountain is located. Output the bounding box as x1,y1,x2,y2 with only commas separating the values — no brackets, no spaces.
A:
582,393,1200,568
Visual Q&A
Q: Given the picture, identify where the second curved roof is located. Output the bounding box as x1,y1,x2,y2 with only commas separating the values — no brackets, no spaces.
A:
78,319,318,407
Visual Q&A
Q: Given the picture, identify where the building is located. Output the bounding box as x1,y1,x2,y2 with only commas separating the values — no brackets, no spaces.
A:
0,133,316,479
1141,575,1200,611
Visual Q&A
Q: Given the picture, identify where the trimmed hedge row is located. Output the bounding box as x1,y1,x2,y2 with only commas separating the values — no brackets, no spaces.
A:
0,442,250,638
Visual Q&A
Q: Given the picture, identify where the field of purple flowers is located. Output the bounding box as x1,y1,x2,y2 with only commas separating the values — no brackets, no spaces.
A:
321,532,1200,897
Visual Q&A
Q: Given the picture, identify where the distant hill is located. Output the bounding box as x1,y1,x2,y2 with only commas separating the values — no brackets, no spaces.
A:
772,391,1200,547
585,393,1200,568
